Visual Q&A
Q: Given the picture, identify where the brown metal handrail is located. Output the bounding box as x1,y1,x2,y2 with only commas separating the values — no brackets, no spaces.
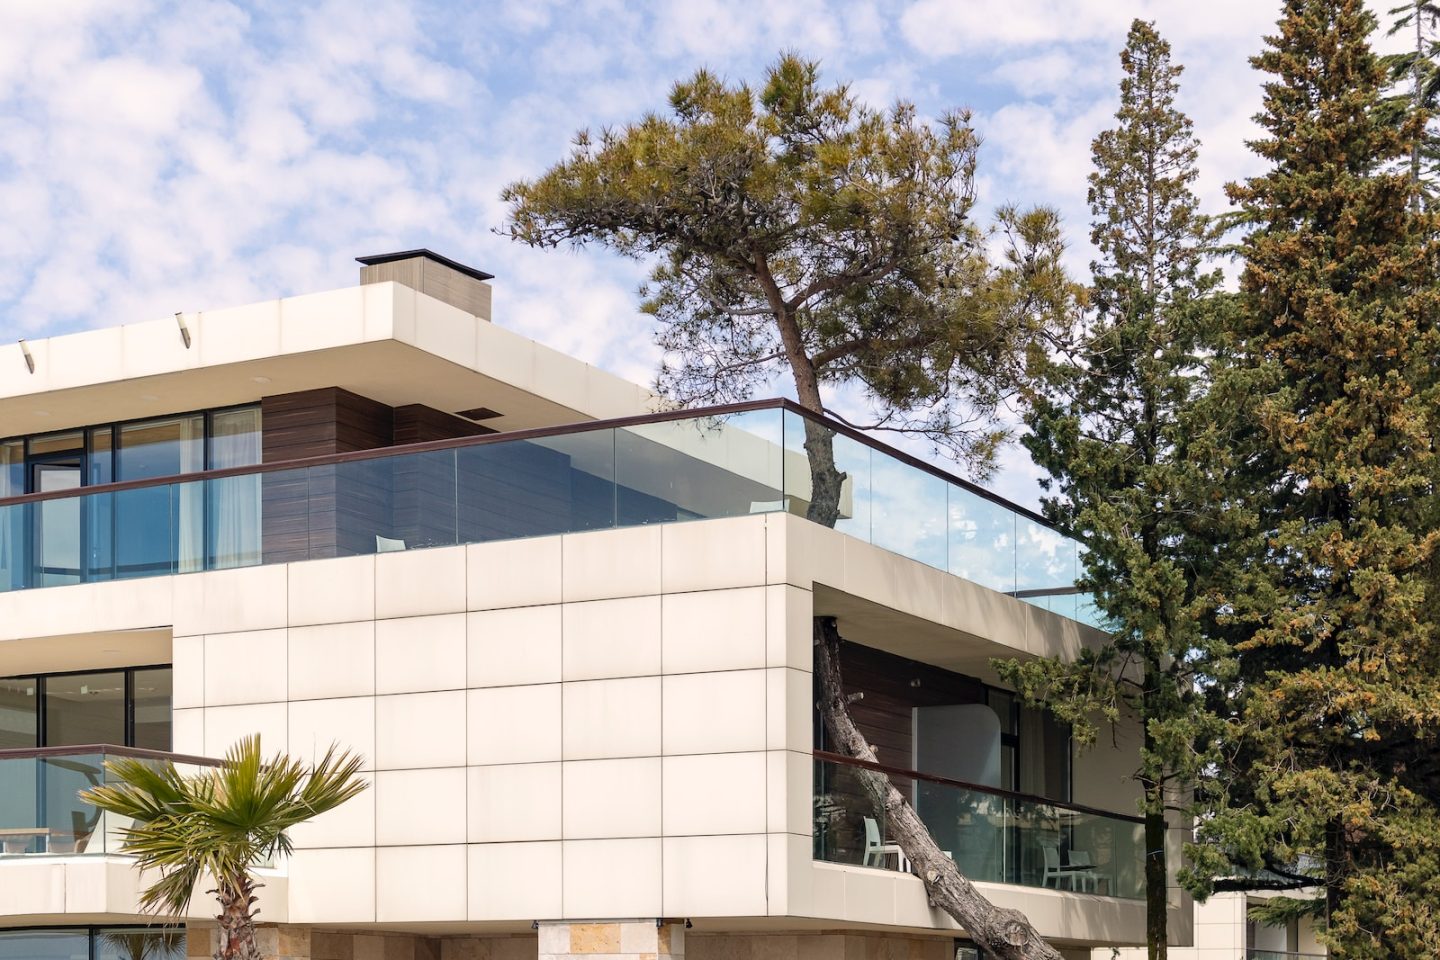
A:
814,749,1144,825
0,398,1064,532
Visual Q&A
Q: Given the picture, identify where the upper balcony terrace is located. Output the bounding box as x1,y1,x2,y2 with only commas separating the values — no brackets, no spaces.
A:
0,399,1099,629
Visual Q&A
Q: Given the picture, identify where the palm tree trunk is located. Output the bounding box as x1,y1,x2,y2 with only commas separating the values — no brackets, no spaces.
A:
215,877,264,960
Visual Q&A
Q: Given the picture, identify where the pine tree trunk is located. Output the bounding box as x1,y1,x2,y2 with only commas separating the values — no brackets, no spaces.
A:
815,617,1064,960
1143,805,1168,960
214,876,264,960
802,419,844,526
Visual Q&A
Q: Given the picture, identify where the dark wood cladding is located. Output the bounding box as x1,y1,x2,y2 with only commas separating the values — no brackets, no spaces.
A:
261,388,394,563
393,404,495,445
831,641,987,772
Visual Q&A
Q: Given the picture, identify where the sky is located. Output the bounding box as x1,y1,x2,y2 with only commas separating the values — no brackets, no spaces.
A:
0,0,1411,509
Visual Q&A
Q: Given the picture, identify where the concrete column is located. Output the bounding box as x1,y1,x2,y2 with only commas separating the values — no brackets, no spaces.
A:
537,921,685,960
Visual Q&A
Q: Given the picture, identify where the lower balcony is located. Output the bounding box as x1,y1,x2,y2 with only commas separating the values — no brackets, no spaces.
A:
0,745,218,857
814,753,1145,900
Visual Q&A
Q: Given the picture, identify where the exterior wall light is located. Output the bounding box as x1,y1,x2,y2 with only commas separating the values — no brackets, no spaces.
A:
175,312,192,348
17,339,34,373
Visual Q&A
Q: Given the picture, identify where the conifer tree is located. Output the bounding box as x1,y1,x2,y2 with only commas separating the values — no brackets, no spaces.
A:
1185,2,1440,956
998,22,1228,958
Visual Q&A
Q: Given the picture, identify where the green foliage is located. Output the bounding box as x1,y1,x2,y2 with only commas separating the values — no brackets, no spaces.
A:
1182,2,1440,955
997,21,1230,957
82,736,366,918
501,53,1076,475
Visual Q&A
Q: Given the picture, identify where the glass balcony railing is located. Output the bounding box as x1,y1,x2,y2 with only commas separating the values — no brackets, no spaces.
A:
0,401,1098,627
1248,952,1327,960
0,745,220,857
814,754,1144,899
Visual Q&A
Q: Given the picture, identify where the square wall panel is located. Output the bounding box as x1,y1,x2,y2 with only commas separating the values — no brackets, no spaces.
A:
288,697,375,772
661,752,766,836
467,606,562,687
661,670,766,755
374,690,466,769
562,527,662,602
376,768,467,845
203,702,286,758
288,555,375,626
663,834,768,917
375,545,467,619
562,838,662,918
562,596,662,681
375,613,466,694
376,845,466,922
467,537,562,610
468,763,562,843
468,841,562,921
661,516,767,593
562,676,661,760
661,587,766,674
562,757,662,839
203,629,287,706
467,684,562,765
288,621,375,701
288,848,376,923
288,771,375,849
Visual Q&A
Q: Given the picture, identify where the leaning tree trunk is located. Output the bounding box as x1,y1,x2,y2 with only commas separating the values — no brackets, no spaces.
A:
214,876,264,960
815,617,1064,960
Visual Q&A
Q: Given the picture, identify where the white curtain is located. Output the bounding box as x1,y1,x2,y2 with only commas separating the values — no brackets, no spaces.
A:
208,408,261,569
176,415,207,573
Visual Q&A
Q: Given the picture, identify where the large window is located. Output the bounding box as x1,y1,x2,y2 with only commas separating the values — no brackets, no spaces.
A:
0,929,183,960
0,406,260,586
0,667,172,750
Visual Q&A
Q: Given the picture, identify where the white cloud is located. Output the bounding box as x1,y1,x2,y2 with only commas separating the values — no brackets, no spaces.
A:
0,0,1413,510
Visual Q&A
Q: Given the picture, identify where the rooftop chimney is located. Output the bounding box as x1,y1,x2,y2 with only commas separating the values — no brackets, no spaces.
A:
357,249,494,320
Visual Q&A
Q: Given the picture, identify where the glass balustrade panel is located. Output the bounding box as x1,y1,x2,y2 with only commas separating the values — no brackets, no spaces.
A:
812,758,1143,898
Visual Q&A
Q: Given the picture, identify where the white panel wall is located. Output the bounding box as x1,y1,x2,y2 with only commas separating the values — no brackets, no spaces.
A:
1,510,1139,942
166,515,812,926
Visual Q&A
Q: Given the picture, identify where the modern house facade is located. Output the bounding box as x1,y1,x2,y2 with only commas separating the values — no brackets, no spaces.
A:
0,252,1194,960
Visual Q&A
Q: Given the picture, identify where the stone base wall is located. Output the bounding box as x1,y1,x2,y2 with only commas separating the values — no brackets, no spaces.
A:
186,925,957,960
538,920,684,960
186,926,534,960
687,933,952,960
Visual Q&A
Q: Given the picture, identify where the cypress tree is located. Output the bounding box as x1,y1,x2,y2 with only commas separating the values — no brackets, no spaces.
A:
1000,21,1227,959
1185,2,1440,955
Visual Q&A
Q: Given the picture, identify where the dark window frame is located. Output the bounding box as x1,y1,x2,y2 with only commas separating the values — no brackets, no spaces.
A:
0,664,172,750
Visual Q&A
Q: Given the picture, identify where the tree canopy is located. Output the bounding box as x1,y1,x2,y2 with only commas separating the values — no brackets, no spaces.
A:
502,53,1073,475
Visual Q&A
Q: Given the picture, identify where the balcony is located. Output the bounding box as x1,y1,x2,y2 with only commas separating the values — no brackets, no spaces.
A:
814,753,1145,899
0,745,219,857
0,401,1098,627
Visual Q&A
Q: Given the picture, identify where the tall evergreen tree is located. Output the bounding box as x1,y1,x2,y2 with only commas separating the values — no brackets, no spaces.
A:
998,21,1227,959
1185,2,1440,956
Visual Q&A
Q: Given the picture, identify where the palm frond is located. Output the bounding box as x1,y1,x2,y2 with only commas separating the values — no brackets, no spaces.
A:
82,735,368,921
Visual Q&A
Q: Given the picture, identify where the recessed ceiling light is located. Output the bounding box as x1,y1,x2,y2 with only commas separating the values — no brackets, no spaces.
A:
252,376,271,384
140,393,159,401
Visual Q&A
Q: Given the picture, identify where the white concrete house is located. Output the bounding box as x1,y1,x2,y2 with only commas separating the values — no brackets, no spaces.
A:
0,251,1206,960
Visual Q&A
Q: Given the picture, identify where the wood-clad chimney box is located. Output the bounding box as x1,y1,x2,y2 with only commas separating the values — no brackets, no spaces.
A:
357,249,494,320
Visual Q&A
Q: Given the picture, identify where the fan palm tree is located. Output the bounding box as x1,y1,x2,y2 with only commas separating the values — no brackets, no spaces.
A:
81,735,367,960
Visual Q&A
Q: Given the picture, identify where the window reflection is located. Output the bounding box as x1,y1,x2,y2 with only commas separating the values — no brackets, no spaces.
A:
0,677,37,749
44,672,127,747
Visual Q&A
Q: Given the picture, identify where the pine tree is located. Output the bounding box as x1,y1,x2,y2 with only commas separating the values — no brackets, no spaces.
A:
1184,3,1440,956
999,21,1228,959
